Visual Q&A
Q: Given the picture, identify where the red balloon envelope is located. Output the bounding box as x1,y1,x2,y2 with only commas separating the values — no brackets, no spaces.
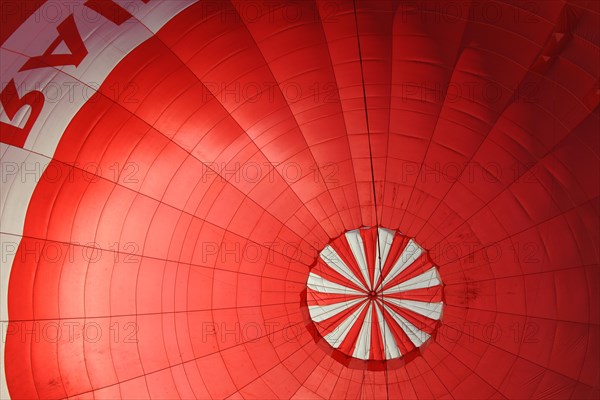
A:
1,1,598,399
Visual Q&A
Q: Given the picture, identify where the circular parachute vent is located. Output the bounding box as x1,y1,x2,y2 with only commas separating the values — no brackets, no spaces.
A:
1,0,599,399
306,227,443,364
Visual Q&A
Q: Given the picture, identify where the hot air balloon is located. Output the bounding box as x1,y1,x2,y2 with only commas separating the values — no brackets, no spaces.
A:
1,0,598,399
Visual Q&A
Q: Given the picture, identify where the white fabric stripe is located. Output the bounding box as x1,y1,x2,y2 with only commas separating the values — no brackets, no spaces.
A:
345,229,371,289
374,227,394,289
352,302,373,360
384,298,443,321
324,301,368,348
383,303,430,347
308,298,365,323
0,233,20,400
378,239,423,290
307,273,363,295
374,301,401,359
320,245,368,291
382,267,441,294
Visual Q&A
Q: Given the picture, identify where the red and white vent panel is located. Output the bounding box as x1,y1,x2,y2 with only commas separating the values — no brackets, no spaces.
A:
307,227,443,361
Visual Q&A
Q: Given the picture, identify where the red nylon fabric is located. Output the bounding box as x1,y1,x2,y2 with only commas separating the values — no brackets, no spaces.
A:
2,0,599,399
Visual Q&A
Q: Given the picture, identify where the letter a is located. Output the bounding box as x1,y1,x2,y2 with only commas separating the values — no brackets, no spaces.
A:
19,15,87,72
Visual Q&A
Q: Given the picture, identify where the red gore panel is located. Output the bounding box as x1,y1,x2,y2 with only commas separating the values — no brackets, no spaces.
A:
1,1,599,399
